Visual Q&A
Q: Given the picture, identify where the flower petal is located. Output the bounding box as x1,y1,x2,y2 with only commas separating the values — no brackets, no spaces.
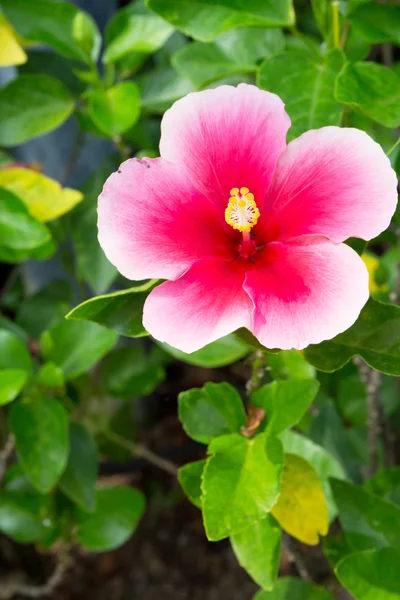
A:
261,127,398,243
244,239,369,350
159,84,290,214
143,259,253,353
98,157,233,281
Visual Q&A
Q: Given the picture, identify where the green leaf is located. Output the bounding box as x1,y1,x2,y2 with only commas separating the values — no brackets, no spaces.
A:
160,334,249,368
364,467,400,506
331,478,400,552
87,82,141,137
2,0,100,63
254,577,334,600
178,459,206,508
10,394,69,493
252,379,319,436
231,515,281,590
202,433,283,541
41,320,117,380
76,486,145,551
304,298,400,376
70,160,118,295
172,28,284,89
281,430,346,521
0,369,28,406
66,280,158,338
100,345,165,398
146,0,295,42
35,362,65,389
104,1,174,65
0,491,47,543
266,350,316,380
0,74,74,146
178,382,246,444
335,62,400,128
16,280,73,339
137,66,194,114
350,3,400,45
59,423,98,512
336,547,400,600
0,330,32,372
0,188,51,261
271,454,328,545
258,49,344,141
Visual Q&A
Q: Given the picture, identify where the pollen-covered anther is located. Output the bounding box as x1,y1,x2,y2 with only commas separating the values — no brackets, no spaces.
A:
225,187,260,232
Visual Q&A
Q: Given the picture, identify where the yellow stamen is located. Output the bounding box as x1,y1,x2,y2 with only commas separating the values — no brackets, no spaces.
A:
225,186,260,232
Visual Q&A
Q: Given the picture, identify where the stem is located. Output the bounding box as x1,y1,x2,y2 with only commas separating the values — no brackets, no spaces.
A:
113,135,131,161
242,351,267,438
285,535,312,581
339,20,350,49
387,136,400,157
0,543,71,599
331,1,341,49
0,435,15,485
104,430,178,477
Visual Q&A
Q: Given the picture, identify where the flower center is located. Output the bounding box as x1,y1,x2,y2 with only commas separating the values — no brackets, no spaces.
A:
224,187,260,232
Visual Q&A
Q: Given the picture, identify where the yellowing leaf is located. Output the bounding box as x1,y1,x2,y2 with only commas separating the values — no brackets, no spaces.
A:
0,14,27,66
271,453,328,545
362,252,388,294
0,168,83,222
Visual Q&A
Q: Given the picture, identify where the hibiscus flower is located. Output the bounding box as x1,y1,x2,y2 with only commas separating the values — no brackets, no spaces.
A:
98,84,397,353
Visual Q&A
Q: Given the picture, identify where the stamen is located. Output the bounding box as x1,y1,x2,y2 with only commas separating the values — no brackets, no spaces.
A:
225,186,260,232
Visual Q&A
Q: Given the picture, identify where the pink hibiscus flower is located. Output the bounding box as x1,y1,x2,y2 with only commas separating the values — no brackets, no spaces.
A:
98,84,397,353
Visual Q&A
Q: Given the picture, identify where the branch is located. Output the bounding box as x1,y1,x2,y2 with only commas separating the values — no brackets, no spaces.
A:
0,435,15,485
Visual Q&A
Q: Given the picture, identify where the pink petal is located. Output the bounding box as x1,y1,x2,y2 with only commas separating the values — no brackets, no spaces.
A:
159,84,290,215
98,157,234,280
244,238,369,350
260,127,398,243
143,259,253,353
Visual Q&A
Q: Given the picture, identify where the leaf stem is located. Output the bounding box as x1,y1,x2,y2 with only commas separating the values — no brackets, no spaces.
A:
0,434,15,485
104,430,178,477
387,136,400,157
331,1,341,49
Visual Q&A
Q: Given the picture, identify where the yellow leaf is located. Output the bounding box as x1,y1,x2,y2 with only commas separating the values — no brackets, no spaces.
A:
271,453,328,545
361,252,388,295
0,14,27,66
0,168,83,222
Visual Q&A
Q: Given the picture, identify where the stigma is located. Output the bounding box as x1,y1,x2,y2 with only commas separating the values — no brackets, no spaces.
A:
224,187,260,232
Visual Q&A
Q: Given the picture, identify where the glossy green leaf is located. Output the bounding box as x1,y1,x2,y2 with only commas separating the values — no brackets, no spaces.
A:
2,0,100,63
0,330,32,372
252,379,319,436
40,320,117,380
331,478,400,551
76,486,145,551
0,491,47,543
336,547,400,600
266,350,316,380
160,334,249,368
87,82,141,137
178,382,246,444
59,423,98,512
10,394,69,493
254,577,334,600
138,66,194,114
364,467,400,506
178,459,206,508
0,74,74,146
104,1,174,64
304,298,400,375
202,433,283,540
70,160,118,295
281,430,346,521
0,369,28,406
100,345,165,398
335,62,400,128
146,0,295,42
0,188,51,261
231,515,281,590
350,3,400,45
173,28,284,89
258,49,344,140
16,280,73,339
